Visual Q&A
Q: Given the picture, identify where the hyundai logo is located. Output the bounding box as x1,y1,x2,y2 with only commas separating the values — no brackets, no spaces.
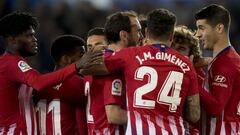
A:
214,75,226,83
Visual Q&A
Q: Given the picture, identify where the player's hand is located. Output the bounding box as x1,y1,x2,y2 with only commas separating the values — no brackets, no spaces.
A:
75,51,103,70
91,45,108,53
193,56,213,68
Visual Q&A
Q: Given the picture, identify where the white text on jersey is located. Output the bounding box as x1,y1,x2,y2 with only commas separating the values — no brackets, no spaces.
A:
135,51,190,73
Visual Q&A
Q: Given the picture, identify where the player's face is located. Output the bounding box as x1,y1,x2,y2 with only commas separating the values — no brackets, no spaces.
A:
69,46,86,63
196,19,218,50
87,35,107,51
172,43,191,57
128,17,143,47
15,26,38,57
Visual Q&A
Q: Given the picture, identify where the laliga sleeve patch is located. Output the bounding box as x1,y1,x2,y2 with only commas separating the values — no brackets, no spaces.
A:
18,60,32,72
112,79,122,96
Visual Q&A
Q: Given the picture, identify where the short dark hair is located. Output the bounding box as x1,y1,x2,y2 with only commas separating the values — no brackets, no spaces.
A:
87,27,105,38
195,4,231,32
51,35,85,62
104,11,137,43
0,11,39,38
147,8,176,41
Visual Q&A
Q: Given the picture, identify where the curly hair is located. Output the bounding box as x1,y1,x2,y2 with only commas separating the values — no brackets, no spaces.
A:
0,11,39,38
173,25,201,59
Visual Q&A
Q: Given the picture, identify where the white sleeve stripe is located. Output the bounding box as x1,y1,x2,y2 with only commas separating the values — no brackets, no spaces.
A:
210,117,217,135
103,128,110,135
230,122,237,135
6,124,16,135
179,117,185,135
125,111,132,135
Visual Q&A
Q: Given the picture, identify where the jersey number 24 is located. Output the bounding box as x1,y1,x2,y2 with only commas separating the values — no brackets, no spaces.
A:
134,66,183,112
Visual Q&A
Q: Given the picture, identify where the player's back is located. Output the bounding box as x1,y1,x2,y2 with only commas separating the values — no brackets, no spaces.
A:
121,44,198,134
36,75,86,135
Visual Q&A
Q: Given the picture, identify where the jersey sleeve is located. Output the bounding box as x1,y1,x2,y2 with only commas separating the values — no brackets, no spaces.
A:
6,58,77,91
199,65,235,115
37,75,85,105
187,67,199,96
59,75,85,104
104,48,131,73
103,75,125,107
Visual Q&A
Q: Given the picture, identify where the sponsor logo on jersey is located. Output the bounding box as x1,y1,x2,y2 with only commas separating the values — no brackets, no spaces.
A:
214,75,226,83
112,79,122,96
18,60,32,72
53,83,62,90
212,75,228,88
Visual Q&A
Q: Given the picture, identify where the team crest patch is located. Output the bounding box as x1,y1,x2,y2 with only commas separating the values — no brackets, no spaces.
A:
112,79,122,96
18,60,32,72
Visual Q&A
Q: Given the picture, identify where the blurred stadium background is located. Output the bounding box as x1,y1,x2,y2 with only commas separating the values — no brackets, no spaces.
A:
0,0,239,72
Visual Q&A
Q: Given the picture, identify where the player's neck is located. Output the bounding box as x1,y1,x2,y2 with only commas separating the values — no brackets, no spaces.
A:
108,43,123,51
5,48,27,58
54,64,65,70
213,36,230,57
147,39,171,47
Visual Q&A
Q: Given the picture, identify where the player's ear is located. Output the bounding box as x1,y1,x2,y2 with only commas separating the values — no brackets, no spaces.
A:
215,23,224,34
119,30,128,41
145,28,149,40
60,55,71,65
169,31,175,44
7,36,17,48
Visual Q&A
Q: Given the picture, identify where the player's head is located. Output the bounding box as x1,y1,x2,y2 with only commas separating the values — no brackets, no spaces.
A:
146,8,176,44
87,27,107,51
0,11,39,57
195,4,230,50
139,14,147,46
104,11,143,47
51,35,86,66
172,25,201,60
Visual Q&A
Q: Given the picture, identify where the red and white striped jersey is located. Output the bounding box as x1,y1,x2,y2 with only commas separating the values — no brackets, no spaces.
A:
200,46,240,135
36,75,87,135
0,53,77,135
104,44,199,135
84,74,126,135
84,50,126,135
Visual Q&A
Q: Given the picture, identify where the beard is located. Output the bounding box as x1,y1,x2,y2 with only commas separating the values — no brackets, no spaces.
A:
127,37,137,47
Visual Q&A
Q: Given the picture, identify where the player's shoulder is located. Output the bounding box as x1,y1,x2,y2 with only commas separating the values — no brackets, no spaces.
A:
214,47,240,71
0,53,30,71
0,53,23,62
102,73,123,82
67,75,84,83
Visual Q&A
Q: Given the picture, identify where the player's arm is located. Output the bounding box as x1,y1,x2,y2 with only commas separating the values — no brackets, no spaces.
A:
199,67,234,116
80,63,110,75
105,105,127,125
7,55,93,91
185,94,200,123
81,48,130,76
185,70,200,123
104,77,127,125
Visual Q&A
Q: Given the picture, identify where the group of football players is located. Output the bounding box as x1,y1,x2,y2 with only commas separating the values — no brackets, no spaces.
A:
0,3,239,135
